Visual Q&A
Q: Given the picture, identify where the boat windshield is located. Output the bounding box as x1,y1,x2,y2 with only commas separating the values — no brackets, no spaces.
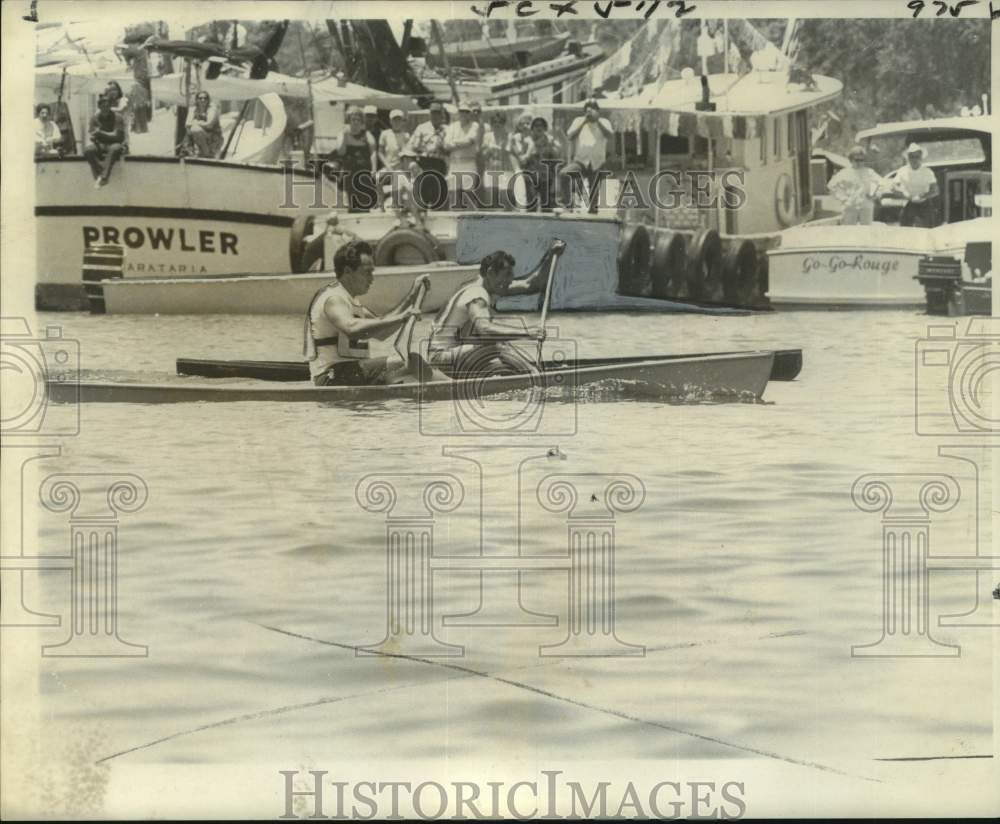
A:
862,134,985,174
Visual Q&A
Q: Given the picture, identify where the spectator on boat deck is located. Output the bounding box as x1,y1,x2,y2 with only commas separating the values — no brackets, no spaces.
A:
185,92,223,158
364,105,382,159
84,94,126,188
521,117,563,211
480,112,515,209
377,109,411,208
828,145,885,226
509,113,533,167
405,101,448,210
470,102,490,175
391,149,424,221
482,113,512,171
34,104,62,157
330,106,377,213
304,239,429,387
444,101,482,209
428,246,560,377
104,81,130,133
561,99,614,213
378,110,411,173
893,143,939,227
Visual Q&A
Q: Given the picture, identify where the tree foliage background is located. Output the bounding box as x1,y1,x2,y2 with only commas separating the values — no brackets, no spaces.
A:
794,18,990,151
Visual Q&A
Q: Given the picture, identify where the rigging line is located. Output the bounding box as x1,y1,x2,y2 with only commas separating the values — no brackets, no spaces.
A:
253,623,880,783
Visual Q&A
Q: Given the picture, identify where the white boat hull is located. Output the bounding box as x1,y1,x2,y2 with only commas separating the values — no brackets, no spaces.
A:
766,222,985,308
36,156,337,308
97,263,478,316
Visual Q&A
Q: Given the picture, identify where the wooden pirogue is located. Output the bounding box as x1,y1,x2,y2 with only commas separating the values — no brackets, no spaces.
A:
46,351,781,405
175,349,803,382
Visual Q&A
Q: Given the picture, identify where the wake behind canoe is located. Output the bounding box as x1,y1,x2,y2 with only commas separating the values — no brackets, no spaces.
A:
48,352,777,405
174,349,803,383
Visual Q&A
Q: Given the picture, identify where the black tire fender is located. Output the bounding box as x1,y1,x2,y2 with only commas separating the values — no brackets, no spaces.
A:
289,214,315,273
617,223,651,296
686,228,723,301
722,240,759,305
650,231,688,298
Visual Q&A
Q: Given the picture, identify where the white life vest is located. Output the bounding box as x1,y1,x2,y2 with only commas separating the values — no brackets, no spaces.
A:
304,282,371,379
429,279,491,352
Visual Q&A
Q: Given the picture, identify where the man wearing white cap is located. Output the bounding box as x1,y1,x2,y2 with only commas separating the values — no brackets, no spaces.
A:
892,143,939,227
378,110,410,172
377,110,411,209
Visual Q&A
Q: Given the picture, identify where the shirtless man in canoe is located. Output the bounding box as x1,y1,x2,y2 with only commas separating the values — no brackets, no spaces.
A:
305,239,428,386
428,240,566,378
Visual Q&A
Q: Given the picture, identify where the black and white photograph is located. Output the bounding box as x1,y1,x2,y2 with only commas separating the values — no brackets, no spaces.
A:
1,0,996,819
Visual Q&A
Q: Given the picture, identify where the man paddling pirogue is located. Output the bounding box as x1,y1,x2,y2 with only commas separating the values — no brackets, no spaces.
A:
428,240,566,378
305,240,428,386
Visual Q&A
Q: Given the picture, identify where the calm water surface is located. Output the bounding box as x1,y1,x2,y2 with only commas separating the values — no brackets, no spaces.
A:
22,308,993,804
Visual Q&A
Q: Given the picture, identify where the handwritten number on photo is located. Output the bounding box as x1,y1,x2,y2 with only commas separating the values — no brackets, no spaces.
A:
908,0,981,15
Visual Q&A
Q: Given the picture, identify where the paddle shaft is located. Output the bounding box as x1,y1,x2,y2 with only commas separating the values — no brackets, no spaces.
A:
536,241,565,367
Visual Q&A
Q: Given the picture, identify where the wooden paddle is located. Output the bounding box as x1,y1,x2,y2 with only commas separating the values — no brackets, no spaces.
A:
536,238,567,369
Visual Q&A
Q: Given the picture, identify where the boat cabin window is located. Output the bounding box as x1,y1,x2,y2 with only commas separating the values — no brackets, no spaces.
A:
772,117,781,161
552,80,563,104
787,114,795,154
863,135,986,175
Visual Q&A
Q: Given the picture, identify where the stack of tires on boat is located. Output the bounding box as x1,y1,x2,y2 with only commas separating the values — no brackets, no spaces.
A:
289,215,445,273
616,224,768,308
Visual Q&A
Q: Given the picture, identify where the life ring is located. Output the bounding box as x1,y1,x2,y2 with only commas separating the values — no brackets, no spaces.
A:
722,240,759,305
650,232,688,299
686,229,724,301
775,173,796,227
289,214,315,273
374,227,440,267
617,223,651,296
